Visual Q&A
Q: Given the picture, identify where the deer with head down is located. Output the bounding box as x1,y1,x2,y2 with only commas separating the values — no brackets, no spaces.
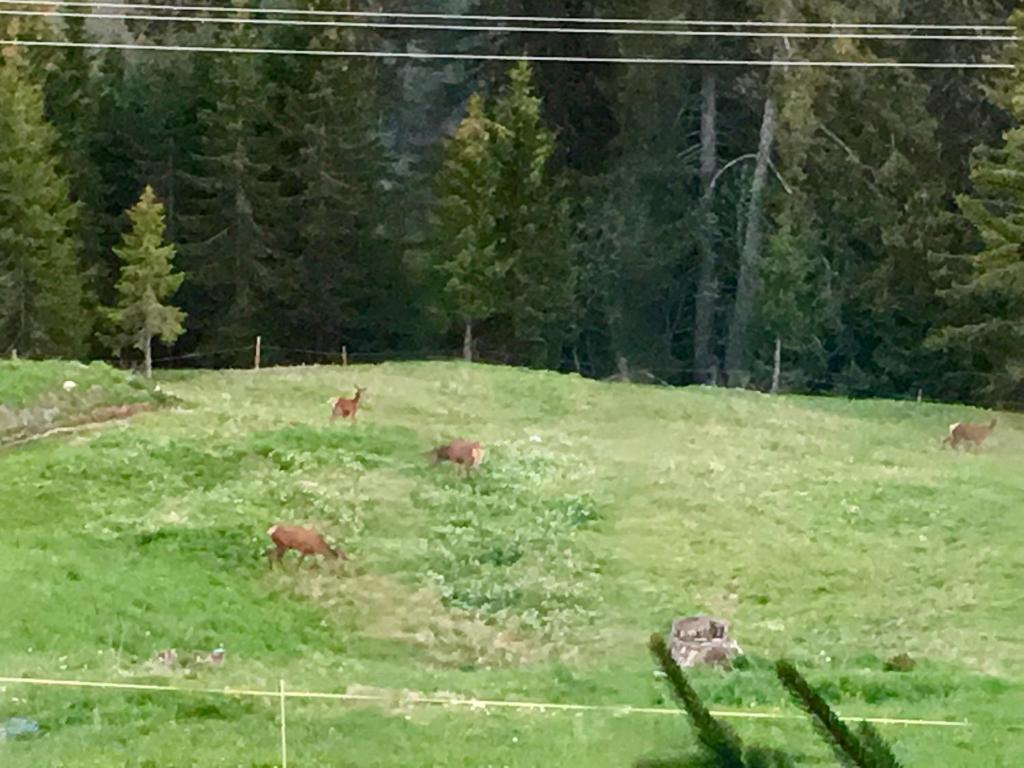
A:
942,418,997,451
266,524,348,567
329,386,365,423
427,439,484,472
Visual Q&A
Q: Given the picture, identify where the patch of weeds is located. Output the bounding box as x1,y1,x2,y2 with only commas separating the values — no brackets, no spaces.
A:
174,698,257,722
414,445,605,633
243,423,416,473
135,525,262,570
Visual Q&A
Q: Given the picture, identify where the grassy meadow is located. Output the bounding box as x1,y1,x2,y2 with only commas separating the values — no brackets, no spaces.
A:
0,360,1021,766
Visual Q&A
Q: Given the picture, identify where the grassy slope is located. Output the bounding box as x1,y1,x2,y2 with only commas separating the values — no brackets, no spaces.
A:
0,361,1021,767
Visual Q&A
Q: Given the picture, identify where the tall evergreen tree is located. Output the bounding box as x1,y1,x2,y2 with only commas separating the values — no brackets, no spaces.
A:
927,20,1024,403
271,18,400,356
86,49,140,303
103,186,186,377
491,61,575,367
0,62,89,358
178,27,277,358
433,93,506,361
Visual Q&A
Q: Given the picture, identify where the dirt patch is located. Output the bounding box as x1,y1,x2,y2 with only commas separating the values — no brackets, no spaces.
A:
0,401,157,449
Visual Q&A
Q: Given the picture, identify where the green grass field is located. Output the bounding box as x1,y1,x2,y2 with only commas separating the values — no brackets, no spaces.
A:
1,361,1022,766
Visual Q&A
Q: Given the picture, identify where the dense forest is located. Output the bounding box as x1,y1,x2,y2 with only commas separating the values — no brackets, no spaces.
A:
2,0,1024,406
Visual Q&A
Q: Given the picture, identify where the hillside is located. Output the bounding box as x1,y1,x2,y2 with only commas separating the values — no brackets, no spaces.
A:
0,361,1022,766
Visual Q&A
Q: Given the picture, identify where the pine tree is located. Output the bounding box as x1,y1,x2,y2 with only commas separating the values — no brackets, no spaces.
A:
271,21,398,356
0,62,89,358
433,93,506,361
103,186,185,377
86,49,140,303
42,10,110,332
491,61,575,367
178,27,277,358
927,10,1024,403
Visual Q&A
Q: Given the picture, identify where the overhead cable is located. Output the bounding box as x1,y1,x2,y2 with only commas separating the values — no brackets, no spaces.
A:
0,0,1015,33
0,37,1014,69
1,6,1017,42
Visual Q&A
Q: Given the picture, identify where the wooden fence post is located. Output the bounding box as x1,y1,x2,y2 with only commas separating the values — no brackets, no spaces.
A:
254,336,261,370
342,346,348,367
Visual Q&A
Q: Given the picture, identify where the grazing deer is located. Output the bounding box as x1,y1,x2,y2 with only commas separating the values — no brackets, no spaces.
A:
942,418,997,451
427,439,485,472
329,386,365,423
266,524,347,567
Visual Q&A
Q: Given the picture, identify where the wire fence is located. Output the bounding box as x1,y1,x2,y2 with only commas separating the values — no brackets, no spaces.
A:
0,673,972,765
20,331,1024,412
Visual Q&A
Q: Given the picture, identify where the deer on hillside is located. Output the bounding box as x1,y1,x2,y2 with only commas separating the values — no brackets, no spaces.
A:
329,386,365,423
427,439,485,472
942,418,998,451
266,524,347,567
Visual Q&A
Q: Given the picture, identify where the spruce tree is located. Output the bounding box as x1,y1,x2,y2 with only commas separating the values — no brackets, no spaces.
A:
272,25,396,355
927,11,1024,403
178,27,276,358
492,61,575,367
0,62,89,358
103,186,185,378
433,93,506,361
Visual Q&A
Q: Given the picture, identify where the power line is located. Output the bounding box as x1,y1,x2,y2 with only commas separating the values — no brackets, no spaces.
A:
1,5,1018,42
1,0,1015,33
0,38,1014,69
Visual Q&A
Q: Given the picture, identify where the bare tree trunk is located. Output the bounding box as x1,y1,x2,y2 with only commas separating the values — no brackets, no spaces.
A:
463,319,473,362
771,335,781,394
692,69,720,386
143,329,153,379
724,94,778,388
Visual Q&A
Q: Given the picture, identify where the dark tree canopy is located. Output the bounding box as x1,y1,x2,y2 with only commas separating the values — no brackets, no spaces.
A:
0,0,1022,405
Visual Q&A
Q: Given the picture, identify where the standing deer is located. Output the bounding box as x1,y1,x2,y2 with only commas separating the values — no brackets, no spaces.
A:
266,524,347,567
427,439,485,472
329,386,365,423
942,418,998,451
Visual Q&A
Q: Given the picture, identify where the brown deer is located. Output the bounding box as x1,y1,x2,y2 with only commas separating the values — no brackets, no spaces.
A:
942,418,997,451
427,439,485,472
329,386,365,423
266,524,347,567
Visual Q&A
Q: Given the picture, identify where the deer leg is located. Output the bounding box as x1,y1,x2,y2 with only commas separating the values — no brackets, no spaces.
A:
267,545,285,568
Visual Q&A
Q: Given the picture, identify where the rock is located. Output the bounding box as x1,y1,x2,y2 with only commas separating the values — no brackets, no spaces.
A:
0,717,39,741
668,615,743,670
192,647,226,665
152,649,178,667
